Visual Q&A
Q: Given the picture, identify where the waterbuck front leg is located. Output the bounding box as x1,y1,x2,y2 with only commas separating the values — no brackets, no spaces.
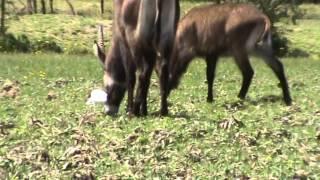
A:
205,55,218,103
255,45,292,105
232,49,254,100
133,51,156,116
125,61,136,116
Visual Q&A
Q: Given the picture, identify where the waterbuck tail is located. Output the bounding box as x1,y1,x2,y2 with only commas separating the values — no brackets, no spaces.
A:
261,16,272,48
135,0,158,46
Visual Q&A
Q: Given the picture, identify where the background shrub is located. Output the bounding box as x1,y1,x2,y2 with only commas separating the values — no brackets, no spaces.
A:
0,33,31,53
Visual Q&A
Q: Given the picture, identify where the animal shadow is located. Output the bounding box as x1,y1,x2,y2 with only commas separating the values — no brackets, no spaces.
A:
247,95,283,106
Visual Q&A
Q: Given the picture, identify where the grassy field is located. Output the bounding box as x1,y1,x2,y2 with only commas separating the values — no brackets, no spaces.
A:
1,1,320,179
0,53,320,179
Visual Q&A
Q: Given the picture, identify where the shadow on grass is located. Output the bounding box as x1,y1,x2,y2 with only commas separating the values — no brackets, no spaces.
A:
222,95,285,111
247,95,283,106
149,110,193,120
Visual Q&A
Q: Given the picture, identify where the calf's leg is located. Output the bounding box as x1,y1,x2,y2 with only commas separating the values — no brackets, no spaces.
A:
205,55,218,102
255,45,292,105
232,49,254,100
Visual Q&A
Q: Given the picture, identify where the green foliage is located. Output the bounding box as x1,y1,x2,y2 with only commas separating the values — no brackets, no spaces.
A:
32,37,63,53
0,33,63,53
5,14,110,54
0,33,31,52
272,27,289,57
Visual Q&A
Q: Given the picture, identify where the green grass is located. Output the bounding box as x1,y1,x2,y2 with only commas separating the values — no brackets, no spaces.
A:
1,53,320,178
7,15,112,54
278,4,320,59
1,1,320,178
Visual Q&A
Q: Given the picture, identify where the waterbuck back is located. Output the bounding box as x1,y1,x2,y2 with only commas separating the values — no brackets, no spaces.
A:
169,3,292,105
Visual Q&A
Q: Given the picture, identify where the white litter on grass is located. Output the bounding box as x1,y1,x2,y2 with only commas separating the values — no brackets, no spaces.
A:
86,89,107,105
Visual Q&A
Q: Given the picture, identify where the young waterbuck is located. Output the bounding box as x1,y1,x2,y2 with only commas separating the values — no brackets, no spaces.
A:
94,0,180,116
169,3,292,105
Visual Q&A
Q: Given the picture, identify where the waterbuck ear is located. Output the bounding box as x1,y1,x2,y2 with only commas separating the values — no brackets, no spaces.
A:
93,40,106,65
94,24,106,65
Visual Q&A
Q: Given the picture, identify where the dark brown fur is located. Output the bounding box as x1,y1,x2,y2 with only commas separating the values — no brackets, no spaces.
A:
95,0,180,116
169,3,292,105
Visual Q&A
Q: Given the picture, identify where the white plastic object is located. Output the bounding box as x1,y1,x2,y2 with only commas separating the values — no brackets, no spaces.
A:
86,89,107,105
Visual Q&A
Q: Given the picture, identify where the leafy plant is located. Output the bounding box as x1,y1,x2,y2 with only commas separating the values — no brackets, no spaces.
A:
32,37,63,53
0,33,31,52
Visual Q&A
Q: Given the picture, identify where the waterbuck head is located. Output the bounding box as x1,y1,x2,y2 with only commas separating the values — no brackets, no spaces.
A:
94,25,126,115
168,23,197,93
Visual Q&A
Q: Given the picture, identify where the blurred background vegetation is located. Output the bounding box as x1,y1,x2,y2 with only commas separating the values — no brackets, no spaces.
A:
0,0,319,57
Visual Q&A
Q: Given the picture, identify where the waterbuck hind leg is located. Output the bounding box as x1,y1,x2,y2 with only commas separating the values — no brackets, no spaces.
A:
233,49,254,100
205,55,218,103
157,0,179,116
255,45,292,105
159,60,169,116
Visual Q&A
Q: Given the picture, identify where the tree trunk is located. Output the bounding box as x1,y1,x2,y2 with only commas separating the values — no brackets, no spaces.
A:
65,0,76,15
100,0,104,15
32,0,37,13
40,0,45,14
27,0,33,14
0,0,5,35
49,0,53,13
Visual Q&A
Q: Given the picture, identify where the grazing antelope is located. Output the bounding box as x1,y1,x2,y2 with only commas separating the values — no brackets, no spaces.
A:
94,24,127,115
168,3,292,105
94,0,180,116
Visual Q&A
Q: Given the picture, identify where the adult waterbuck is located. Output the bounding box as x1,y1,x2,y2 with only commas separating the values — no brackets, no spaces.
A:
94,0,180,116
168,3,292,105
94,24,127,115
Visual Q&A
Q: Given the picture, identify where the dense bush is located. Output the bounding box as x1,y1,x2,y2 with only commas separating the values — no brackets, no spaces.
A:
0,33,62,53
0,33,30,52
32,37,63,53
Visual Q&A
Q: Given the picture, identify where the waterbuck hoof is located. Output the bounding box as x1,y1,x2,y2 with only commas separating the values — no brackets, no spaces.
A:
133,104,141,116
160,108,169,116
207,97,214,103
238,94,246,100
140,108,148,116
140,111,148,116
284,97,292,106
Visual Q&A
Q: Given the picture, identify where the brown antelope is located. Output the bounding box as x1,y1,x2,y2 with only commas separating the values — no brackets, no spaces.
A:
94,24,127,115
168,3,292,105
94,0,180,116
